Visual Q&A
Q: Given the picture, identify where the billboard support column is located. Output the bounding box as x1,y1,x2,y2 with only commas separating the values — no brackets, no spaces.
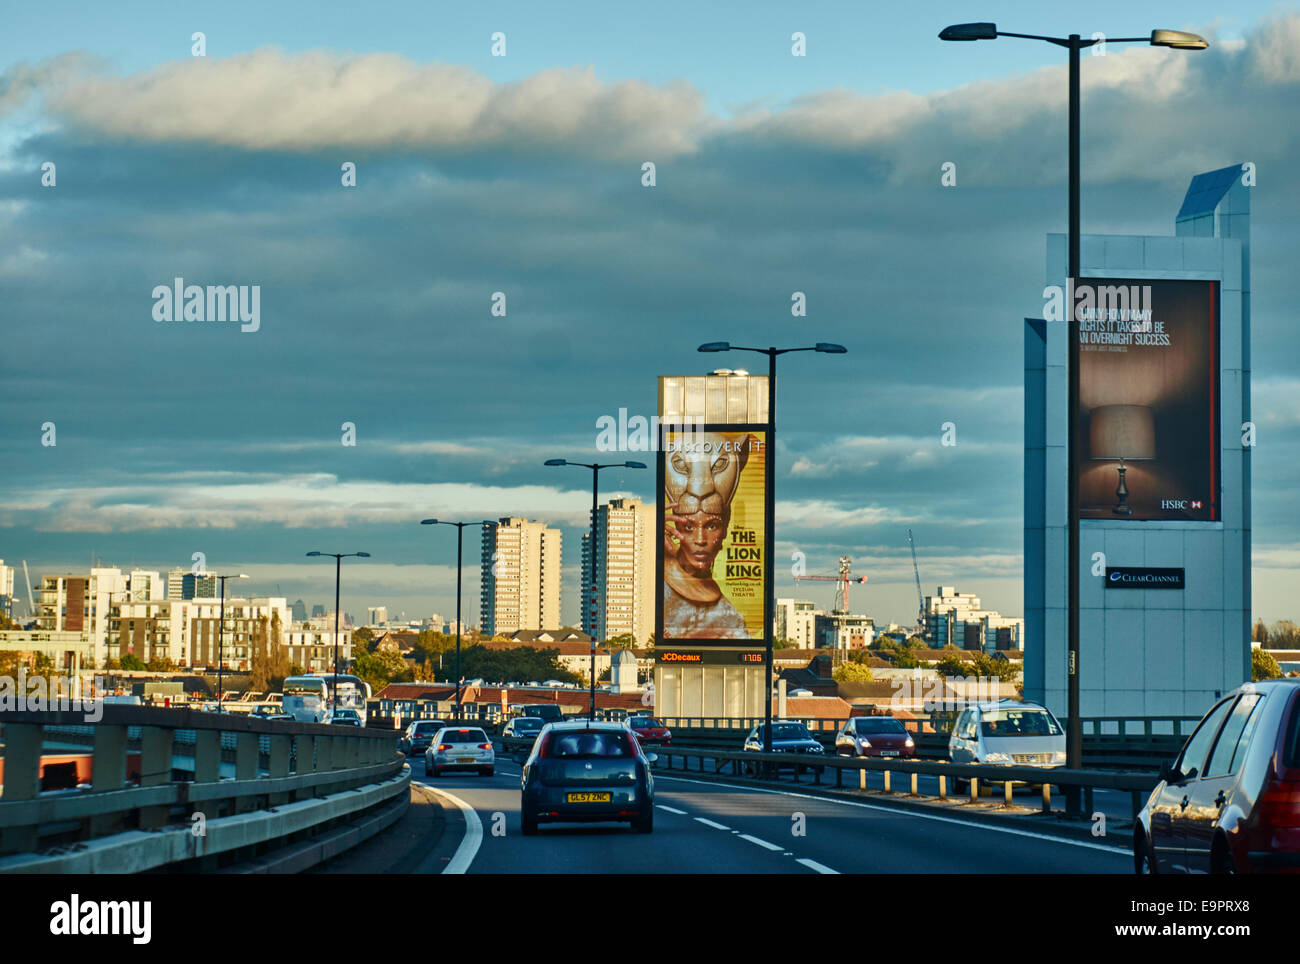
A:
763,349,776,760
1066,35,1083,816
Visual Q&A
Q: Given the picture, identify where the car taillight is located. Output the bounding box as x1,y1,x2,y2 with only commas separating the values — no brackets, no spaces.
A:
437,743,451,751
1259,780,1300,827
479,743,492,750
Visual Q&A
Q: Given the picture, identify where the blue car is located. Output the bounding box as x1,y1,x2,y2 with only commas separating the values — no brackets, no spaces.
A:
520,722,657,835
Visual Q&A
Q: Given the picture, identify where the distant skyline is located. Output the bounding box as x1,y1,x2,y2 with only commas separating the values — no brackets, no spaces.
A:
3,3,1298,629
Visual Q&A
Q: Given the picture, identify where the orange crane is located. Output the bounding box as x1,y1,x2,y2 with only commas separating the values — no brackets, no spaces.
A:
794,555,866,613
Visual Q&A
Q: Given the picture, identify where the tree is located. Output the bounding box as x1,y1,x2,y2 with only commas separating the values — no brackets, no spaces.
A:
120,653,145,671
604,633,636,649
933,653,968,679
891,650,921,669
1253,647,1283,681
352,626,375,654
1269,620,1300,650
773,637,796,650
833,662,875,683
353,648,415,692
269,611,290,687
249,615,271,691
1252,619,1268,643
146,655,177,672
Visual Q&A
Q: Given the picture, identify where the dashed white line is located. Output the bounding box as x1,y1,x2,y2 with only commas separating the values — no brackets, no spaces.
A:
656,774,1130,856
656,804,687,815
739,834,783,852
694,817,731,830
797,857,840,875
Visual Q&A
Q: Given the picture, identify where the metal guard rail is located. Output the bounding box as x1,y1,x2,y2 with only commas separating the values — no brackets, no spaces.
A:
648,745,1158,817
0,706,406,863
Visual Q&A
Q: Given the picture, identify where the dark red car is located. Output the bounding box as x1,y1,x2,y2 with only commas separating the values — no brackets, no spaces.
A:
835,716,916,759
1135,679,1300,874
627,715,672,746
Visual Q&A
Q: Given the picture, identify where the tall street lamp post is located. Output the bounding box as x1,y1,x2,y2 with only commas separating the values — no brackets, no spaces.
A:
214,573,248,707
696,342,846,765
421,519,498,722
544,459,647,722
939,22,1207,811
306,552,370,715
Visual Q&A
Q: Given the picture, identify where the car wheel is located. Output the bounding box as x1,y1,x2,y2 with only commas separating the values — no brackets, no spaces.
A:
521,807,538,836
1211,837,1237,875
482,767,494,777
634,808,654,834
1134,829,1158,875
424,761,432,776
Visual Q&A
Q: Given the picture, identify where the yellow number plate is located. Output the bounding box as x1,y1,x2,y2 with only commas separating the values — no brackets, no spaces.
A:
566,792,612,803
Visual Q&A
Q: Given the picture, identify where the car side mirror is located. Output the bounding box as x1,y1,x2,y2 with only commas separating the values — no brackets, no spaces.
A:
1159,761,1183,785
645,753,658,764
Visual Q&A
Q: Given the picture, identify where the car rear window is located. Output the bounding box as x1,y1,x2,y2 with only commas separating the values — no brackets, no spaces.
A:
549,731,631,758
855,718,905,734
771,724,811,740
980,709,1061,737
1285,693,1300,769
441,729,487,744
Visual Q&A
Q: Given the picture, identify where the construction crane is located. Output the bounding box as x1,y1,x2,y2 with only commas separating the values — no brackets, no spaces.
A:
907,530,927,640
795,555,866,613
22,560,36,623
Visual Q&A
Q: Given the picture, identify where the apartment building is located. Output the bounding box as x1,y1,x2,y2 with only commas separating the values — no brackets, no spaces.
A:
481,517,562,635
581,498,655,644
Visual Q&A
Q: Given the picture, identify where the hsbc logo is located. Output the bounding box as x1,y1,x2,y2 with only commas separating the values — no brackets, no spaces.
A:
1161,499,1189,509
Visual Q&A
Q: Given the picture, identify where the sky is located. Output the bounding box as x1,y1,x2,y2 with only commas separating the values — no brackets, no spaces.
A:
2,1,1298,629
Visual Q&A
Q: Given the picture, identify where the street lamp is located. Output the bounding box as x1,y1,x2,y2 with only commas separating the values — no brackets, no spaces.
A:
421,519,498,721
940,21,1206,811
545,458,647,723
305,552,370,714
214,573,248,707
695,343,846,764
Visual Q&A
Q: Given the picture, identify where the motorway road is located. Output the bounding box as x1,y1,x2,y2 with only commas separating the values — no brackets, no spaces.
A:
412,758,1131,874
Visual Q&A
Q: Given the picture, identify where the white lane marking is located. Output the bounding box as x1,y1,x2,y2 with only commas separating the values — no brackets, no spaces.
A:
656,804,687,814
797,857,840,875
656,774,1129,856
415,781,484,874
739,833,783,852
694,817,730,830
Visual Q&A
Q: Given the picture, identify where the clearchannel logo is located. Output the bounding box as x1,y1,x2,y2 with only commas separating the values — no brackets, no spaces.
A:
1105,567,1185,590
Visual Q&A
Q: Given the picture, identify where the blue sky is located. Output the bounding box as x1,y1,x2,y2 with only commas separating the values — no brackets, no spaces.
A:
1,2,1298,628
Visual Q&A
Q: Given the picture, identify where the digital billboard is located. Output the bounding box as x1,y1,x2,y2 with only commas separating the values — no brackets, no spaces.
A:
656,424,768,645
1075,278,1220,521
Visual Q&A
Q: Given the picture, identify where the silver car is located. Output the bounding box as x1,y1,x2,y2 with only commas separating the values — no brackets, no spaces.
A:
948,699,1066,789
425,726,495,777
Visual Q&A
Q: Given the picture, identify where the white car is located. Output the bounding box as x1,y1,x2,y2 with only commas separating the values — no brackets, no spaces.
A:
948,699,1066,789
425,726,495,777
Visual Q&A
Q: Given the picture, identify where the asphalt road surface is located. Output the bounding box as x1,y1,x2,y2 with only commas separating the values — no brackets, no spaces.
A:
411,758,1131,874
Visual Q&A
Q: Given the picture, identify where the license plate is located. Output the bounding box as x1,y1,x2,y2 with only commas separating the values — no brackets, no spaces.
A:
457,757,475,763
566,792,611,803
880,750,899,757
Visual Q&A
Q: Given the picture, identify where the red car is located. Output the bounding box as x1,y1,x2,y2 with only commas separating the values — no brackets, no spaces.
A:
1135,678,1300,874
627,715,672,746
835,716,916,759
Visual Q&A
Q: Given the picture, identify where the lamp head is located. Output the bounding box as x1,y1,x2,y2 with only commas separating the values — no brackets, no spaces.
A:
624,461,647,469
939,22,997,41
306,551,322,557
356,552,371,558
421,519,438,525
815,342,847,354
1150,29,1208,49
544,459,567,466
697,342,731,353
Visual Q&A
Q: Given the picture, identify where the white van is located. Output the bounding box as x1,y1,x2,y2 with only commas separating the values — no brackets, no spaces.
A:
948,699,1066,787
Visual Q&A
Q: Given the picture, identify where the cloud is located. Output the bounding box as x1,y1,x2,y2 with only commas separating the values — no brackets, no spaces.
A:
11,48,709,161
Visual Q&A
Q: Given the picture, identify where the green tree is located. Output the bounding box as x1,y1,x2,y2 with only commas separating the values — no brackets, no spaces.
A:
353,648,415,691
269,611,290,687
1252,647,1283,681
933,653,969,679
1252,619,1268,643
604,633,636,649
969,651,1022,685
773,637,796,650
833,662,875,683
120,652,145,671
352,626,375,654
890,650,921,669
249,615,271,691
146,655,177,672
